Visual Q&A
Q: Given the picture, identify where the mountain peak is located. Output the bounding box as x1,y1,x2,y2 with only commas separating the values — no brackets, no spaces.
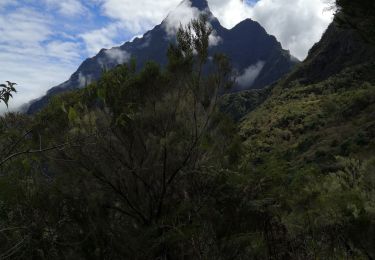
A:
25,0,298,114
185,0,209,10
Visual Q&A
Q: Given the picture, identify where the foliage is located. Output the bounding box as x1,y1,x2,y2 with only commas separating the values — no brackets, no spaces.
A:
237,60,375,258
0,13,375,259
335,0,375,42
0,81,17,107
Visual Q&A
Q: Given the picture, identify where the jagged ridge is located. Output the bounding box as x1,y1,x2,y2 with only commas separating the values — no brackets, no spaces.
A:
26,0,298,114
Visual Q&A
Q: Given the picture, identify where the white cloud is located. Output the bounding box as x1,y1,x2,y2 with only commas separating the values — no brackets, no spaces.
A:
80,24,121,56
97,48,131,68
236,61,265,88
96,0,181,33
44,0,87,17
81,0,224,58
0,0,335,113
0,52,78,113
59,0,86,16
163,1,222,46
46,41,81,62
78,72,94,87
0,6,82,113
209,31,222,46
208,0,334,60
209,0,250,28
90,0,333,59
104,48,131,64
0,0,16,10
163,0,202,37
0,8,52,45
251,0,333,60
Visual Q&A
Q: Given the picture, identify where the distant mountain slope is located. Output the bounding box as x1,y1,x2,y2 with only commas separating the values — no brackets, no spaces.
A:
239,16,375,170
26,0,297,114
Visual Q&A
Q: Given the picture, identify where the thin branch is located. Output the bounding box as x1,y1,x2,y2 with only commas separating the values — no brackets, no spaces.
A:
1,129,33,158
0,227,27,233
0,131,99,166
0,142,70,166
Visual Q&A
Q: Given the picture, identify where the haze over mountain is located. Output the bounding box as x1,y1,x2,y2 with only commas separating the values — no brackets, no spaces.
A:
26,0,298,114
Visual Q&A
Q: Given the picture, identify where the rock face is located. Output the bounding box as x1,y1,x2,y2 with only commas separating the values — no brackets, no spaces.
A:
284,19,375,85
26,0,298,114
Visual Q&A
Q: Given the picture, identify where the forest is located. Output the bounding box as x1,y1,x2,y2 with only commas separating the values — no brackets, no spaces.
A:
0,0,375,259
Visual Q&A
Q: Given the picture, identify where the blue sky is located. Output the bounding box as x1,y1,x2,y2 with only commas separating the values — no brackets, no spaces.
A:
0,0,333,112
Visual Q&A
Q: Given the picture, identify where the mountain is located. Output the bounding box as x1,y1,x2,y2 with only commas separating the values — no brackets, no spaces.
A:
3,1,375,258
222,16,375,122
26,0,298,114
284,21,375,85
238,15,375,170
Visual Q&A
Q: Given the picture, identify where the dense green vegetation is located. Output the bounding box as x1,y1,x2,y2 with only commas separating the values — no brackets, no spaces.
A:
237,61,375,259
0,1,375,258
335,0,375,42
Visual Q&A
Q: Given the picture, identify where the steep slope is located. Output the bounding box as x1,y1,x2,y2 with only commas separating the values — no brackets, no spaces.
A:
26,0,297,114
239,17,375,171
223,15,375,258
285,22,375,85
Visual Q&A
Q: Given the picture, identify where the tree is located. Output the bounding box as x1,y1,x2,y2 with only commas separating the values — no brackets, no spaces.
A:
33,14,235,258
334,0,375,42
0,81,16,107
77,14,231,224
